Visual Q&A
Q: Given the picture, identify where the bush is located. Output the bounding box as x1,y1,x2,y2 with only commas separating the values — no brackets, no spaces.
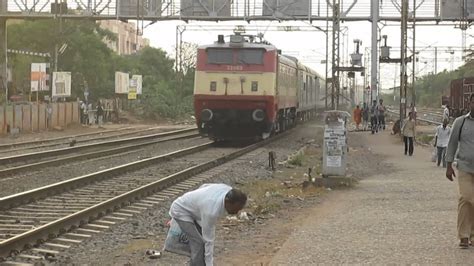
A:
288,152,304,166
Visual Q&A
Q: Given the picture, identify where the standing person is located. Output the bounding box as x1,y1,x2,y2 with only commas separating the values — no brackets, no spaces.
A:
401,112,416,156
434,118,451,168
370,100,378,134
165,184,247,266
79,101,85,124
96,101,104,128
87,102,95,126
353,105,362,131
410,103,417,121
46,102,53,130
377,99,386,130
362,103,369,131
445,93,474,249
82,101,88,125
443,104,450,121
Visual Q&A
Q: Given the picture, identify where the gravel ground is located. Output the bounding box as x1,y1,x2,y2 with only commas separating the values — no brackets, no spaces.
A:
0,136,211,197
46,120,326,265
271,130,474,264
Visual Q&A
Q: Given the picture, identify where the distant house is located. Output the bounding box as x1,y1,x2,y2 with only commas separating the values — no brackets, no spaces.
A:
98,20,150,55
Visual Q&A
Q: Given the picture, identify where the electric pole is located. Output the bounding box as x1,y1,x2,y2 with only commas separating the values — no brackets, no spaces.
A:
400,0,408,123
370,0,379,103
411,0,416,107
331,0,340,110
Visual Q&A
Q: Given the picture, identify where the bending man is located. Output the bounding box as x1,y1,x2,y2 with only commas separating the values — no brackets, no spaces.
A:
167,183,247,265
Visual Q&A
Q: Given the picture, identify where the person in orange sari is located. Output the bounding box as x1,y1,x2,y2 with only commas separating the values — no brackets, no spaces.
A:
353,105,362,130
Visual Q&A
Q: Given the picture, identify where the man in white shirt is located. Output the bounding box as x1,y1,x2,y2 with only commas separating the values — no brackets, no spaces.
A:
434,119,451,168
443,105,450,121
166,184,247,266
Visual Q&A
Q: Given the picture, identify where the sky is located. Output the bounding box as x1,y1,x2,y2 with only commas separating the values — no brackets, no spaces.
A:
140,0,474,92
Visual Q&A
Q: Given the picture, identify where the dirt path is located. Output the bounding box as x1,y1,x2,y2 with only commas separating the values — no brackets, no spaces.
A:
270,131,474,264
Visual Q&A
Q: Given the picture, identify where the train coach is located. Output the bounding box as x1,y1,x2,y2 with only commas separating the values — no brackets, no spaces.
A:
443,77,474,116
193,34,325,141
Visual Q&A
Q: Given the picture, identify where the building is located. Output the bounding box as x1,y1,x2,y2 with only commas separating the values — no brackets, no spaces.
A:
98,20,150,55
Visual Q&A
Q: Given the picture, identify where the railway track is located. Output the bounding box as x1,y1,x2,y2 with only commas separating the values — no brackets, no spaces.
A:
0,128,198,173
386,109,442,125
0,131,289,263
0,130,200,179
0,126,194,156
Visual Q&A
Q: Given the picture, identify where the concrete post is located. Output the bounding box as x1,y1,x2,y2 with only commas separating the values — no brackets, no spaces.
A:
370,0,379,102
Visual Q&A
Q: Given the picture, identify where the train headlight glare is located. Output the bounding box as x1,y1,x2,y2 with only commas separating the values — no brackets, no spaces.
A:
252,109,265,122
201,109,213,122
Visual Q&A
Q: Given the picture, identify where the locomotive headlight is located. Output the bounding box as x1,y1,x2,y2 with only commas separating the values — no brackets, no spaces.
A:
252,109,265,122
201,109,213,122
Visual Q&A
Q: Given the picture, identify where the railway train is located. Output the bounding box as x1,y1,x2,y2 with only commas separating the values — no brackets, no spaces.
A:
193,34,325,141
443,77,474,117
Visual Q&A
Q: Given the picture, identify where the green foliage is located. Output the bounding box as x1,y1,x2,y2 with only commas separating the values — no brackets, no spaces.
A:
6,20,196,119
288,152,304,166
383,60,474,107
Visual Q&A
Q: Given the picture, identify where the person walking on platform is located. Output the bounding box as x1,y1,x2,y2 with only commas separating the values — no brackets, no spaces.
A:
401,112,416,156
353,105,362,131
96,102,104,128
446,93,474,249
434,118,451,168
370,100,378,134
377,99,386,130
443,104,450,122
165,184,247,265
362,103,369,130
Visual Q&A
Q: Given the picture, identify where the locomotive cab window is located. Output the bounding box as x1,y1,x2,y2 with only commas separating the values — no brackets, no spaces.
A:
237,49,264,65
207,49,233,64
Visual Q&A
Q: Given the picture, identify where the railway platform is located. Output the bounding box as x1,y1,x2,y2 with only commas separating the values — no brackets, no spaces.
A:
271,130,474,264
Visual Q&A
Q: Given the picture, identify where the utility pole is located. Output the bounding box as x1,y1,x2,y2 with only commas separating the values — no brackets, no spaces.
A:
434,47,437,74
400,0,408,123
370,0,379,103
325,2,329,110
331,0,340,110
411,0,416,107
0,17,7,104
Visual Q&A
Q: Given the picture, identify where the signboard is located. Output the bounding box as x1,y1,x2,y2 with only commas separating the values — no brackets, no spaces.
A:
131,75,143,94
128,77,138,100
263,0,310,17
52,72,72,97
118,0,162,17
115,72,129,94
180,0,231,16
31,63,50,92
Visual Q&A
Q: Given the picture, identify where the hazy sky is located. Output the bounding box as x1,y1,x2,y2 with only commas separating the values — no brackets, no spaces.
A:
141,0,473,91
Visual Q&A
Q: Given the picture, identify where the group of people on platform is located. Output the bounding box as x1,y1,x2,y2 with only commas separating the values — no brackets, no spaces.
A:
353,94,474,249
352,99,386,133
79,100,116,128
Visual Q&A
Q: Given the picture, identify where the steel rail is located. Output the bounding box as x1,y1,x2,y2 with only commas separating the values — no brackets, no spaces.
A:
386,109,441,125
0,132,200,178
0,130,290,259
0,126,142,150
0,141,213,211
0,128,197,166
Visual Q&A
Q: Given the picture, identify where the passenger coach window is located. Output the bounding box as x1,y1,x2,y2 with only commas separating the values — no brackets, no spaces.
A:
238,49,264,64
207,49,233,64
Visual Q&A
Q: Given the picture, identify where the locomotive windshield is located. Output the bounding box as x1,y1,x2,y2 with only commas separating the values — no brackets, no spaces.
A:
207,48,265,65
238,49,264,65
207,49,233,64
